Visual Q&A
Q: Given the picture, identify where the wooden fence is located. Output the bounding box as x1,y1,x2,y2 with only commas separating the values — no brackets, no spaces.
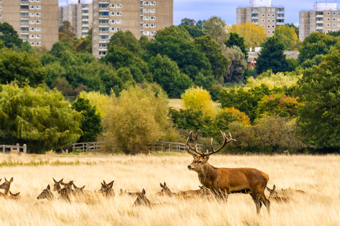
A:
71,141,202,153
1,144,27,154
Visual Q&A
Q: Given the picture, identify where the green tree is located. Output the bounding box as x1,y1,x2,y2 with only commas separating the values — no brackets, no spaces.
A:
0,49,46,87
274,25,298,50
298,32,337,63
72,98,102,143
225,32,248,59
145,26,212,80
295,43,340,148
300,54,324,69
108,30,143,57
194,35,230,79
223,46,247,83
286,23,299,38
180,18,197,26
148,54,192,98
286,58,299,71
0,83,82,153
256,37,290,74
103,86,175,154
179,24,205,38
51,77,74,96
202,16,229,47
0,22,23,48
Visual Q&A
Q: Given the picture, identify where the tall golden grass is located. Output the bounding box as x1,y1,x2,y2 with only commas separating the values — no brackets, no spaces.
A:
0,153,339,226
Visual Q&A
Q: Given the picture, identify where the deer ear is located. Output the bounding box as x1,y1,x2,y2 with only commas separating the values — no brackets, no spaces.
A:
4,177,7,182
81,185,85,190
273,185,276,190
164,182,166,187
160,183,163,188
53,178,57,183
10,177,13,182
47,185,50,190
266,187,270,192
142,189,146,195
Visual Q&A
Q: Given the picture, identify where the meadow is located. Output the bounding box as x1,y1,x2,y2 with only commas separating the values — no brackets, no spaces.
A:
0,153,339,226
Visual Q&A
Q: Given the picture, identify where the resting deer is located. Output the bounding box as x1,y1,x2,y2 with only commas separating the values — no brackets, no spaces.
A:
37,185,55,200
0,177,14,195
186,131,270,214
267,185,292,203
59,181,74,202
156,182,176,197
52,178,63,194
98,180,115,197
119,189,142,198
133,189,172,207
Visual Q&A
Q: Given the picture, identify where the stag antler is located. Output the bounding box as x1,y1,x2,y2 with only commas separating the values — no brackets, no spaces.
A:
205,131,236,156
186,131,203,156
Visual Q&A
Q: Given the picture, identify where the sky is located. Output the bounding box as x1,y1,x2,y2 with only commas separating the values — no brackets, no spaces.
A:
58,0,328,26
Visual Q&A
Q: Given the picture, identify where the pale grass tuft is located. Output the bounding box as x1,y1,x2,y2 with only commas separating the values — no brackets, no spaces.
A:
0,154,339,225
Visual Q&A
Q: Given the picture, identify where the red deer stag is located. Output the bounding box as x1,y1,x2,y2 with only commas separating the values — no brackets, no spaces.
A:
186,131,270,214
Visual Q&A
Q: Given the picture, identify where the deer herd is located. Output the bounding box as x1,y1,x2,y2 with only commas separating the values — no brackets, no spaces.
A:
0,131,306,214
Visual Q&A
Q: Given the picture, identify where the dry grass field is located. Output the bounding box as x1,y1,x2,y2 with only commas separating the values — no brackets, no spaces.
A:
0,153,339,226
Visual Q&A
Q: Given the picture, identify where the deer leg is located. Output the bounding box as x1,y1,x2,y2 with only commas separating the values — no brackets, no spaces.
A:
250,194,261,214
259,193,270,214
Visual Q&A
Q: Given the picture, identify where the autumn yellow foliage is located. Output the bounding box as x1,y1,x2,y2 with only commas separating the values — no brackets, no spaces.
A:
246,72,302,90
226,23,267,48
217,107,251,126
181,87,216,116
274,25,298,50
78,91,111,118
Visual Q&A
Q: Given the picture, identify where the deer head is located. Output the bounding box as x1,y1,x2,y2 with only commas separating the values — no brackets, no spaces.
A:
186,131,236,172
99,180,115,197
0,177,14,195
52,178,63,192
37,185,54,200
267,185,278,199
133,189,151,207
73,184,85,195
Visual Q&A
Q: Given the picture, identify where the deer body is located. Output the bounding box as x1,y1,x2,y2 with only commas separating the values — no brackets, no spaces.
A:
186,131,270,214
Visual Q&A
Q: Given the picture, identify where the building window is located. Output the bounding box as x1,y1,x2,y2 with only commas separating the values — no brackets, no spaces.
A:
144,1,149,5
29,20,35,24
272,31,274,33
29,13,34,17
272,8,275,12
29,27,35,31
267,8,270,12
110,20,115,24
327,18,330,21
272,14,275,17
268,25,270,28
82,10,89,14
151,1,156,5
21,20,29,24
272,20,275,22
151,31,156,35
117,4,122,8
144,31,150,35
301,12,304,16
262,25,265,28
268,14,270,17
21,27,29,31
151,24,156,28
117,20,122,24
144,16,149,20
268,31,270,33
99,20,109,23
151,16,156,20
99,12,108,16
334,24,336,27
117,12,122,16
327,24,330,27
36,35,41,39
99,27,108,31
272,25,275,28
29,5,34,9
30,34,35,39
99,35,109,40
327,12,330,15
144,24,149,28
333,18,336,21
338,12,340,16
82,27,89,30
150,9,156,13
117,27,122,31
99,51,107,55
262,14,264,17
30,42,35,46
109,4,115,8
144,9,149,13
301,18,304,22
36,27,41,31
301,24,304,28
110,12,115,16
262,8,265,11
36,5,41,9
99,43,107,48
267,20,270,22
21,13,29,17
262,19,264,22
238,9,240,12
36,13,41,17
110,27,115,31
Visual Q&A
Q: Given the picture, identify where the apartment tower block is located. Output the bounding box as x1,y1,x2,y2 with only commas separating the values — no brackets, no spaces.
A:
58,0,93,38
299,1,340,41
236,0,285,37
0,0,58,50
92,0,173,58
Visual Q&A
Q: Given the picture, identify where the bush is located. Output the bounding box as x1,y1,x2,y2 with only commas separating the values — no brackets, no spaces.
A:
181,87,216,117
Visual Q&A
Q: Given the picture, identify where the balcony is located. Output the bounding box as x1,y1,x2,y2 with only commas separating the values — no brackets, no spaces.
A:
316,15,323,18
252,16,258,19
276,22,285,25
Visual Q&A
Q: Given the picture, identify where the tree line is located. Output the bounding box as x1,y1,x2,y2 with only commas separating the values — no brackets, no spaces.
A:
0,18,339,154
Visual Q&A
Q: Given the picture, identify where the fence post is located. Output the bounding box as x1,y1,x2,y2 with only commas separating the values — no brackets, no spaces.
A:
16,143,19,154
169,143,170,152
3,145,5,153
23,144,27,153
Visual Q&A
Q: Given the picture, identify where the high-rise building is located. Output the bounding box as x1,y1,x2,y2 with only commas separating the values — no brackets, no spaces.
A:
58,0,93,38
299,1,340,41
236,0,285,37
92,0,173,59
0,0,58,50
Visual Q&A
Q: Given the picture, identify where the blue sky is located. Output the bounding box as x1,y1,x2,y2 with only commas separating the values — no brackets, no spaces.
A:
59,0,325,26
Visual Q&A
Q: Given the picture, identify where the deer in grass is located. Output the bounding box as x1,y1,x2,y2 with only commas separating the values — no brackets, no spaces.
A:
156,182,176,197
186,131,270,214
52,178,63,194
119,189,142,198
98,180,115,197
133,189,173,207
59,180,74,202
37,185,55,200
267,185,292,203
0,177,14,195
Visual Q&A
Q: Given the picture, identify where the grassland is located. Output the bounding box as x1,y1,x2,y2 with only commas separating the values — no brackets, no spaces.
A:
0,153,339,226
